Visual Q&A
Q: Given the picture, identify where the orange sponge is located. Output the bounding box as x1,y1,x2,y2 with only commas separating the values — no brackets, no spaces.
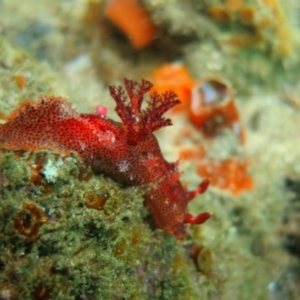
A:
196,158,253,196
151,64,196,112
105,0,157,49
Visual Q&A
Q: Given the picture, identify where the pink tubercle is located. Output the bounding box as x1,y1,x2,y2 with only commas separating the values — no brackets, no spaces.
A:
95,105,108,116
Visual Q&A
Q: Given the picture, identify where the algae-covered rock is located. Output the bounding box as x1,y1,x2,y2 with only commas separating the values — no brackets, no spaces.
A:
0,150,203,300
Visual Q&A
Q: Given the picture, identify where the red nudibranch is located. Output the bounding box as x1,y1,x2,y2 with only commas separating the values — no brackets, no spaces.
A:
0,79,210,239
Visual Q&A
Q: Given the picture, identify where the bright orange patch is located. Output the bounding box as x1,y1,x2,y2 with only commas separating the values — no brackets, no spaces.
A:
197,158,253,196
12,75,28,90
180,147,253,196
151,64,195,112
105,0,157,49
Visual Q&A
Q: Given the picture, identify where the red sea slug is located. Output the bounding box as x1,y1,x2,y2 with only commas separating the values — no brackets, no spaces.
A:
0,79,210,239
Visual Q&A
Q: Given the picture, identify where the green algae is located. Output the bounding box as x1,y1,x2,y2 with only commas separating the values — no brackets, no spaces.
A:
0,150,203,300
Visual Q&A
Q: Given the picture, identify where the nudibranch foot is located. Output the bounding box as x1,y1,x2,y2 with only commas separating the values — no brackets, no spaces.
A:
186,179,210,201
184,212,211,225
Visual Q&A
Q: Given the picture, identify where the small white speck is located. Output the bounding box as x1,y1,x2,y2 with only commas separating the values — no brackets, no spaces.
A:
79,141,86,151
105,131,116,143
132,114,140,122
118,160,130,173
42,158,63,183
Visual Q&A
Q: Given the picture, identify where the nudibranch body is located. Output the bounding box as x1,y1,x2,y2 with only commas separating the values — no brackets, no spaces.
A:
0,79,210,239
